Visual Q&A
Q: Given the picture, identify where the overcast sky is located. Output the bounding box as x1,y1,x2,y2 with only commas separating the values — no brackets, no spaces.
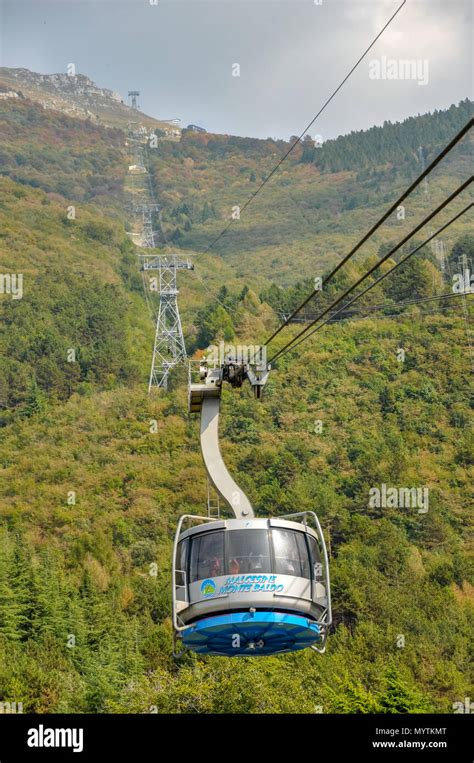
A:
0,0,472,140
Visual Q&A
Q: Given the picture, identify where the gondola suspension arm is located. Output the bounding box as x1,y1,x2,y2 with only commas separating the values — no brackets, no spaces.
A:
189,360,269,518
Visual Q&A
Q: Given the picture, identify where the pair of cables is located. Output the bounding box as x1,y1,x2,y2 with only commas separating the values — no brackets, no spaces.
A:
267,183,473,363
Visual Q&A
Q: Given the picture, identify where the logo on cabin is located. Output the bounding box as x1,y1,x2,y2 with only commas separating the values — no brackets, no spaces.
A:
200,579,216,597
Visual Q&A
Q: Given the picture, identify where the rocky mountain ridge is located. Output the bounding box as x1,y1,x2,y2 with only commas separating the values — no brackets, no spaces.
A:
0,67,176,133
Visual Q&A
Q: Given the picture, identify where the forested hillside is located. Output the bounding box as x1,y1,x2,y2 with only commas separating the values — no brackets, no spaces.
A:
0,89,472,713
146,99,472,282
0,98,127,206
0,309,472,712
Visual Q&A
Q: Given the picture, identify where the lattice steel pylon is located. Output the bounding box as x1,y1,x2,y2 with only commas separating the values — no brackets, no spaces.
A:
133,203,160,247
128,90,140,109
140,254,194,390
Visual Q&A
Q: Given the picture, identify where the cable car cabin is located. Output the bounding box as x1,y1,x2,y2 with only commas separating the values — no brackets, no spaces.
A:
176,362,332,656
172,512,331,656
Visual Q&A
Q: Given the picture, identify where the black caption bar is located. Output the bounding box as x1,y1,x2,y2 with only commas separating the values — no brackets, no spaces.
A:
0,712,470,761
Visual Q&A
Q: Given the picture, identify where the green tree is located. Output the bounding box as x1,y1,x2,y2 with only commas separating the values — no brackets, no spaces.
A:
447,233,474,269
196,303,235,346
382,256,432,302
21,378,47,418
0,531,29,641
380,666,433,713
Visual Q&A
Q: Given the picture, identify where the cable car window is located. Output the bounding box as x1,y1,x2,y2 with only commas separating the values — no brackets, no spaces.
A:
176,539,188,587
307,535,322,579
296,532,311,579
227,530,271,575
272,529,308,577
190,531,225,582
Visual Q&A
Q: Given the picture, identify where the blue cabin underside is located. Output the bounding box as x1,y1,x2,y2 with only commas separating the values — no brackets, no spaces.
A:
181,610,321,656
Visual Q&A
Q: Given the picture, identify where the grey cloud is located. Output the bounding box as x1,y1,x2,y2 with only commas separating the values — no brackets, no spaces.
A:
0,0,471,139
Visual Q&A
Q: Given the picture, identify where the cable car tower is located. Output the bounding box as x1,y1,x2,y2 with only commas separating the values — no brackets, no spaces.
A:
133,203,159,248
172,358,332,656
140,254,194,391
128,90,140,110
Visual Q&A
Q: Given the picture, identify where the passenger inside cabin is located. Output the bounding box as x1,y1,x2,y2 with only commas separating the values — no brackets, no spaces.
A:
209,556,222,576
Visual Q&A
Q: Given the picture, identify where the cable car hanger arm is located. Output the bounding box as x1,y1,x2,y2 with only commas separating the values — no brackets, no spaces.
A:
189,359,270,519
